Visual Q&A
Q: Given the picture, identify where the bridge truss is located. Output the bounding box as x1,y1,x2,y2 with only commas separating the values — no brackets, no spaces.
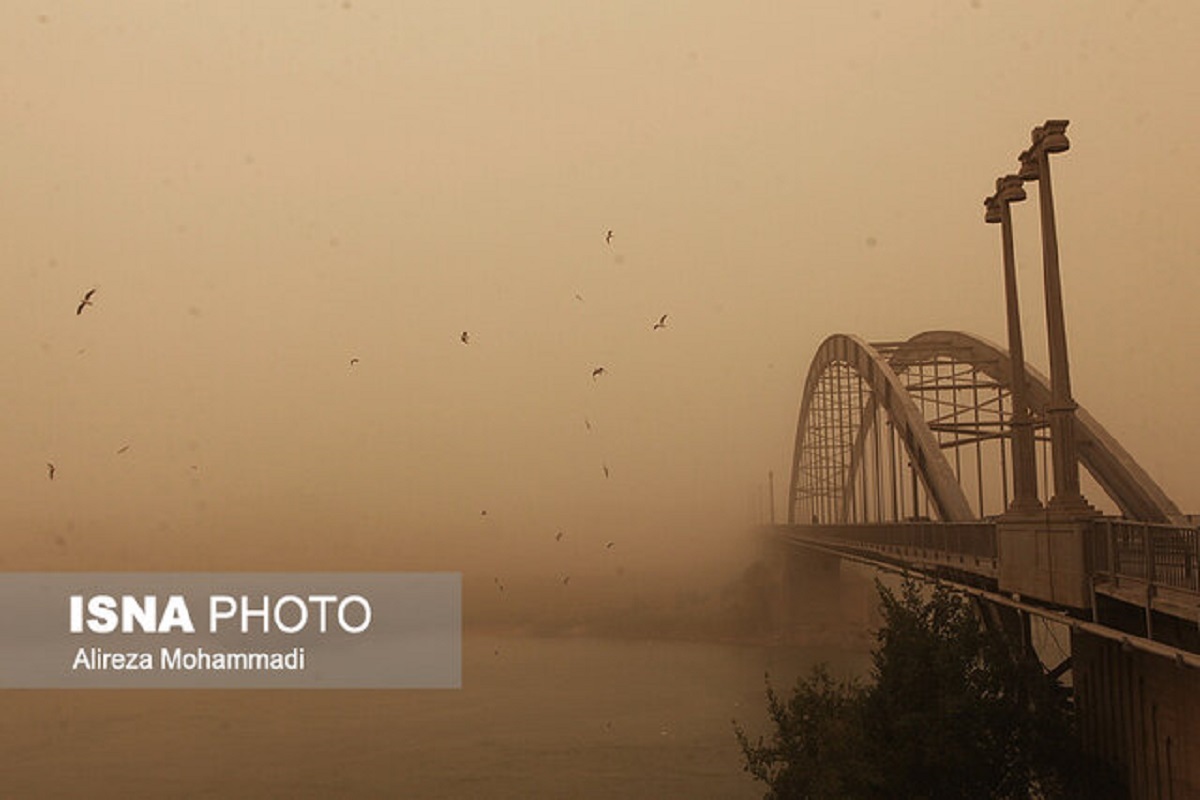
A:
788,331,1183,528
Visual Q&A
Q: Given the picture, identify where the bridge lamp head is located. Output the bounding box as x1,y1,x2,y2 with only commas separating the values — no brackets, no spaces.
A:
984,194,1001,224
1035,119,1070,154
1017,147,1040,181
996,174,1027,205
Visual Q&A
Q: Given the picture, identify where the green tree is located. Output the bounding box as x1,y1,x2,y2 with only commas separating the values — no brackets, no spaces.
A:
735,665,879,798
735,578,1119,799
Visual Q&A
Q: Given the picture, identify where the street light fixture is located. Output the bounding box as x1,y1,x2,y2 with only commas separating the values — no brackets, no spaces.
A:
1018,119,1094,516
985,174,1041,515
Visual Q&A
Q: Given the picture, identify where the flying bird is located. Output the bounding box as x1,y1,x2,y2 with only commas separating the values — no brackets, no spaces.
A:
555,530,564,542
460,331,470,345
574,293,585,302
591,367,606,380
560,575,571,586
584,418,592,431
602,464,610,479
605,230,613,245
652,314,668,330
605,541,615,550
46,462,56,480
76,288,97,315
116,445,130,454
349,357,359,366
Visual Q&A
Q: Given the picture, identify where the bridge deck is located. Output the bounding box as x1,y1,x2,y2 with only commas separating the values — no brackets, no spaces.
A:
771,517,1200,630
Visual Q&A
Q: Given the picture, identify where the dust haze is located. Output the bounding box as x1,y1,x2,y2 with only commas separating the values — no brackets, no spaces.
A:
4,2,1200,638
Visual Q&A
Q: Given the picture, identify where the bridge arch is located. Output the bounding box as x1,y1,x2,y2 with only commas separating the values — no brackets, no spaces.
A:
788,331,1183,526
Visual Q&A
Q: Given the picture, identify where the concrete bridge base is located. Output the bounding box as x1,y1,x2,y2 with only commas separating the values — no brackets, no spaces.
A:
997,518,1091,609
761,540,845,642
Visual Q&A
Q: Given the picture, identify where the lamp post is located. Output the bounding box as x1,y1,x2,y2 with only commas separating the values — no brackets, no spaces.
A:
985,175,1041,515
1017,119,1094,516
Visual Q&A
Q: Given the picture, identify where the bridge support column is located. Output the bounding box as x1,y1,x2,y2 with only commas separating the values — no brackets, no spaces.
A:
1073,628,1200,798
986,174,1042,516
775,547,842,642
997,518,1092,609
1018,120,1096,518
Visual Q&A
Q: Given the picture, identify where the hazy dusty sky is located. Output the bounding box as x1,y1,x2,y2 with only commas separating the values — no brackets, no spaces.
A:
3,2,1199,577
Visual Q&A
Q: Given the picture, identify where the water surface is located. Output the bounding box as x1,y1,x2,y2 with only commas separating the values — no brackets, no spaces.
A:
1,635,870,798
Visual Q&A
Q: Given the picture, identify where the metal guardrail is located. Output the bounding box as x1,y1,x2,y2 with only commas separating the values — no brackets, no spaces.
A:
788,521,998,574
1091,518,1200,595
783,517,1200,595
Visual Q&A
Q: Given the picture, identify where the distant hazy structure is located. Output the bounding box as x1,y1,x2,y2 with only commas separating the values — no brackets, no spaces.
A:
75,288,96,315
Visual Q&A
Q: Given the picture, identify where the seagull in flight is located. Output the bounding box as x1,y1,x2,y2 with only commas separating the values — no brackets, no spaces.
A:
584,418,592,431
76,288,97,315
560,575,571,586
652,314,668,330
602,464,610,479
591,366,606,380
555,530,564,542
605,541,615,550
46,462,56,481
349,357,359,366
460,331,470,345
605,230,613,245
116,445,130,454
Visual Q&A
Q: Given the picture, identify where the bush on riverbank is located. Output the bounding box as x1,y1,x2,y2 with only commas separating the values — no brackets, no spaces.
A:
735,579,1122,799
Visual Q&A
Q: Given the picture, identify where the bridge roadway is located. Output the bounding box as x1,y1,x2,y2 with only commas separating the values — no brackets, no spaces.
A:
768,517,1200,658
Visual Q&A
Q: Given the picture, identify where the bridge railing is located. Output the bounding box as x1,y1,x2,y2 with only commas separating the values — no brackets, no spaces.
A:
1091,518,1200,595
785,521,998,575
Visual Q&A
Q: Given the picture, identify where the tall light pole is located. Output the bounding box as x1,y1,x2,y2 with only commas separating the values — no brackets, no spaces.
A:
1017,119,1094,516
985,175,1041,515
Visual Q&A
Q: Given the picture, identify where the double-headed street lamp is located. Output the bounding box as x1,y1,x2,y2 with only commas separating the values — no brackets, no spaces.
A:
985,175,1041,515
1016,120,1095,516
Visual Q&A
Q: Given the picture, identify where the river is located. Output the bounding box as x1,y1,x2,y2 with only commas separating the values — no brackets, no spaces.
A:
1,634,870,798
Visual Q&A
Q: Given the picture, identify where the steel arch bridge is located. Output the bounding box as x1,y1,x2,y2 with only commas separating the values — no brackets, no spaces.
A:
787,330,1184,529
776,329,1200,800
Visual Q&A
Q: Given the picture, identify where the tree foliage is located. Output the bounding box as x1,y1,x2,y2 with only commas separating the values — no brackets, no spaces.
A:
735,578,1120,799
